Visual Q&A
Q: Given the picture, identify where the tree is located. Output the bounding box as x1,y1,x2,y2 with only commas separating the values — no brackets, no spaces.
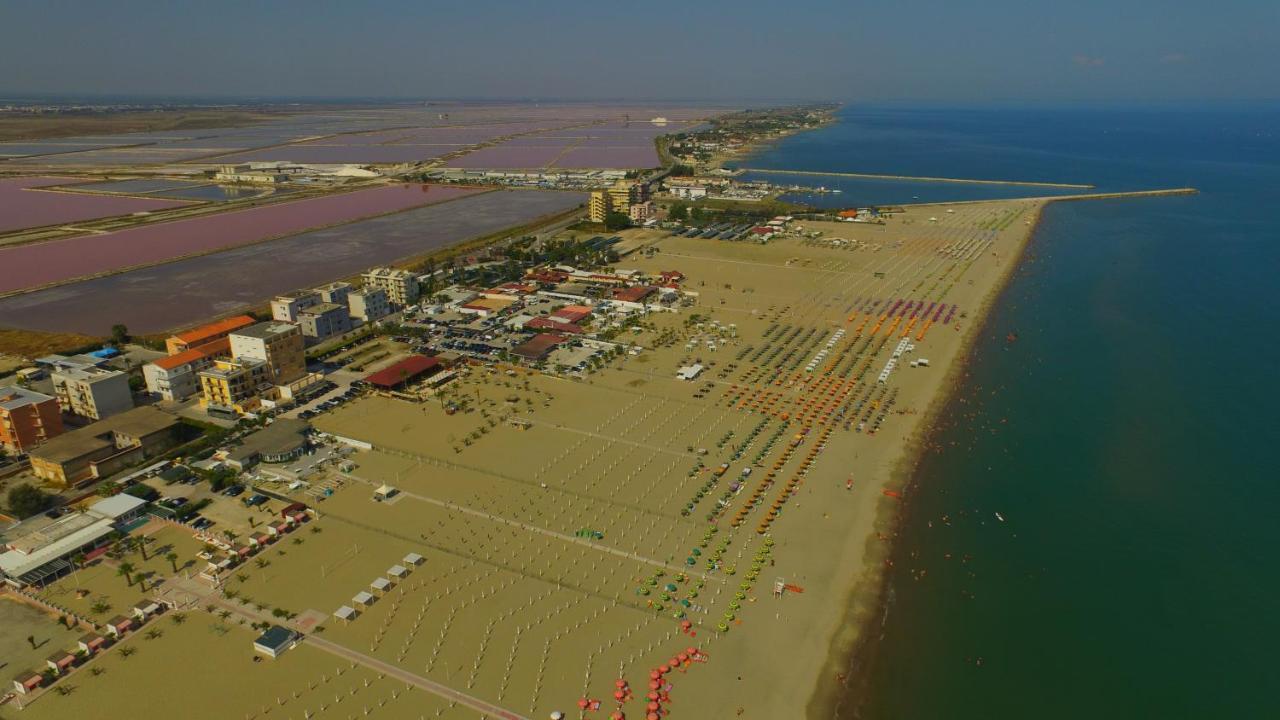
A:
603,211,631,231
118,562,135,587
7,484,54,518
668,202,688,222
110,324,130,346
26,635,36,650
165,552,179,573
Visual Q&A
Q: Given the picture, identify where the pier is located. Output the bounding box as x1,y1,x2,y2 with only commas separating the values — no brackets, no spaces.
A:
736,167,1095,189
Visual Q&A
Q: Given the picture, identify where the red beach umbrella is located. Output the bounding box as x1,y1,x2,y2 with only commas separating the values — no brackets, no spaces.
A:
647,702,660,712
647,691,659,701
648,680,660,690
614,690,626,701
616,679,628,689
579,698,591,709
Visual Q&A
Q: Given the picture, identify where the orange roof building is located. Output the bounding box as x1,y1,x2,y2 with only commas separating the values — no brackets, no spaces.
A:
165,315,255,355
144,337,232,401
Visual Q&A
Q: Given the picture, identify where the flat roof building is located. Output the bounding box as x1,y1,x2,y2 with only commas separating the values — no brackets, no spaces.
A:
0,512,116,587
0,386,63,454
362,267,419,308
27,406,180,488
230,322,306,385
254,625,299,658
316,282,351,306
50,363,133,421
297,302,352,343
348,287,391,323
270,291,321,323
199,357,273,416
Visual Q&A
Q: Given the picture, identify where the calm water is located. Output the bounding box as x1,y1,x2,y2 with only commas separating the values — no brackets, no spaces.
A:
744,105,1280,718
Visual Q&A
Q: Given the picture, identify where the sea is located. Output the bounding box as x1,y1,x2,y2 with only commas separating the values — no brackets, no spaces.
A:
734,104,1280,718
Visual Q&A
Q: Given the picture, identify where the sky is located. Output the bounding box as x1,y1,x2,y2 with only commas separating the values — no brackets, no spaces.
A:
1,0,1277,104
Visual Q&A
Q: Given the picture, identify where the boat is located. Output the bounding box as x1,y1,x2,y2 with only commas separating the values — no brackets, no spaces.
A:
995,512,1005,522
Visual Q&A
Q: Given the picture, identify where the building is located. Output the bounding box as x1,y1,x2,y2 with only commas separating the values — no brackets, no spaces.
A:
199,357,273,415
0,386,64,453
27,406,180,488
297,303,352,343
607,180,649,216
229,322,306,385
512,333,570,362
254,625,299,658
165,315,255,355
86,494,148,527
0,512,117,587
224,419,310,471
50,362,133,420
588,190,612,223
316,282,351,306
364,355,442,390
214,164,289,184
270,291,321,323
143,337,231,401
362,267,419,308
348,287,391,322
629,201,654,224
667,183,708,200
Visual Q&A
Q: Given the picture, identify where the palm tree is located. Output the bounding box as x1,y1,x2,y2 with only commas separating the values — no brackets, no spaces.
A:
117,562,135,587
90,600,110,615
26,634,36,650
165,552,178,573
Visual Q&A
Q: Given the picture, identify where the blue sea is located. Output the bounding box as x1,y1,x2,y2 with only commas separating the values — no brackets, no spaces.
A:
737,105,1280,718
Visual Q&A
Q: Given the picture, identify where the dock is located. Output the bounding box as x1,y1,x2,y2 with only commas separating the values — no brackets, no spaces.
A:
736,167,1094,189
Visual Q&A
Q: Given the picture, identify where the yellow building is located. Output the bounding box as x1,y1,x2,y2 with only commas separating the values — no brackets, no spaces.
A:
588,190,612,223
199,358,273,415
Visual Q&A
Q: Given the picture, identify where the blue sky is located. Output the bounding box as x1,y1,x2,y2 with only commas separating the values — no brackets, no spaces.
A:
1,0,1276,102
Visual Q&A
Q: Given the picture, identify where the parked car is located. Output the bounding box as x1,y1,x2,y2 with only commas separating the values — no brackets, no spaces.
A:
222,484,245,497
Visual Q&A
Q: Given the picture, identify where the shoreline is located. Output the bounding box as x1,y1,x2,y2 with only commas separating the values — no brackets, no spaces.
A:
807,199,1051,719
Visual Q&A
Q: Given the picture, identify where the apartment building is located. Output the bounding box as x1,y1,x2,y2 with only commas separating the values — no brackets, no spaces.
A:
50,364,133,421
164,315,255,355
0,387,64,454
588,190,611,223
362,267,419,307
270,291,321,323
316,282,352,306
229,322,306,384
28,406,179,487
297,303,351,343
198,357,274,415
142,337,231,401
348,287,390,323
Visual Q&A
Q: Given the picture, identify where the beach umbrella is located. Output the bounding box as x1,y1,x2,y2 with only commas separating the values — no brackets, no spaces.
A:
647,702,660,712
579,698,591,709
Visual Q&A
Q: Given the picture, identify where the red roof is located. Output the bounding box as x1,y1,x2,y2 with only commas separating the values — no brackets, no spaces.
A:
170,315,255,346
364,355,442,388
528,317,583,334
551,305,592,323
152,337,230,371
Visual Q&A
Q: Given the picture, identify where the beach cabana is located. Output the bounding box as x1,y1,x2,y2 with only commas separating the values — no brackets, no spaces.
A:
403,552,424,566
46,650,76,675
353,591,375,607
250,532,272,547
334,605,357,623
13,671,43,694
105,615,134,637
132,599,161,620
78,632,108,655
371,577,392,594
387,564,408,579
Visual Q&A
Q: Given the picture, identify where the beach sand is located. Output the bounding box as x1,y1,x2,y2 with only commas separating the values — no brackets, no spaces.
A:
11,200,1047,720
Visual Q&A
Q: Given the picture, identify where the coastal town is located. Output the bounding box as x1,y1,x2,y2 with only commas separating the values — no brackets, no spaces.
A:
0,98,1188,720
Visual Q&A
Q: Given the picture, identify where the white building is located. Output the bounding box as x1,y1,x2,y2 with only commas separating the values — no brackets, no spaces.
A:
348,287,391,322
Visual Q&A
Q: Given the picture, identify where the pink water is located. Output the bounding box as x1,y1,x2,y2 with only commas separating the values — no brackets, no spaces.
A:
0,183,477,293
0,177,191,233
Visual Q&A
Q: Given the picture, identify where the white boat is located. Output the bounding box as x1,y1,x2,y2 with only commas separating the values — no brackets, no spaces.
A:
995,512,1005,522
